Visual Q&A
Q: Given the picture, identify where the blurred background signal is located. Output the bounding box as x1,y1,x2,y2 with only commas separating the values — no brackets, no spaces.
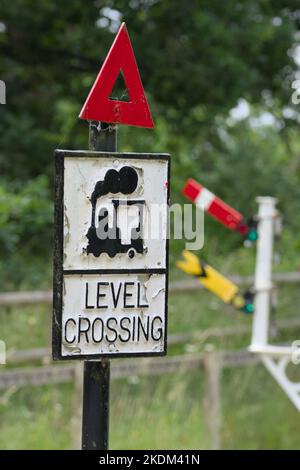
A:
177,250,254,314
182,179,258,242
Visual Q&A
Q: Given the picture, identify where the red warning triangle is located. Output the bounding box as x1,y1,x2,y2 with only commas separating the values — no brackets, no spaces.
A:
79,23,154,128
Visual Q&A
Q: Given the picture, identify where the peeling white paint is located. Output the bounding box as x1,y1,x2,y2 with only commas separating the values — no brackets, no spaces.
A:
151,287,165,299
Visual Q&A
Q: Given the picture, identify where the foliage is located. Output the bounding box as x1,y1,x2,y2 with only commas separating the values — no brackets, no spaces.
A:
0,175,52,256
1,0,299,178
0,1,300,288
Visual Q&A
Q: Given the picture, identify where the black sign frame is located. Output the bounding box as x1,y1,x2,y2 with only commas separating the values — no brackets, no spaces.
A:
52,150,170,360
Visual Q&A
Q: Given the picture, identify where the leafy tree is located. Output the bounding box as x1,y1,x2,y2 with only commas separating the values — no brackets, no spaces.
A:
0,0,300,287
0,0,299,179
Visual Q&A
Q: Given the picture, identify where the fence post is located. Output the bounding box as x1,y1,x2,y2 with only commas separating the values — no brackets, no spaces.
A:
203,348,222,450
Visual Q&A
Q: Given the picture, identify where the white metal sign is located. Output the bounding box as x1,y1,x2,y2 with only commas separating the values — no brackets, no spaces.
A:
53,150,170,359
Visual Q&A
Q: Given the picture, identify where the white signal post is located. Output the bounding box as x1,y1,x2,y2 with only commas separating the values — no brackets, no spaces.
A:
249,197,300,411
250,197,277,350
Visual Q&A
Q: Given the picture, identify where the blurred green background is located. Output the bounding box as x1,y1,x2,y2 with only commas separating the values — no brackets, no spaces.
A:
1,0,300,449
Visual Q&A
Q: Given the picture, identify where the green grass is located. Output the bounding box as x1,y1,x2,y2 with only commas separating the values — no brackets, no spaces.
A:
0,384,72,450
222,365,300,449
1,280,300,449
110,373,209,450
1,303,50,352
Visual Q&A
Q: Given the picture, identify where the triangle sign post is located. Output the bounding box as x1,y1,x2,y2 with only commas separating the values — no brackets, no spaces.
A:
54,22,168,452
79,22,154,128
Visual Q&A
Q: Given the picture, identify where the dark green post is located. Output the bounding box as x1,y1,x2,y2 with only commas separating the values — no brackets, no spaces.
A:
81,121,117,450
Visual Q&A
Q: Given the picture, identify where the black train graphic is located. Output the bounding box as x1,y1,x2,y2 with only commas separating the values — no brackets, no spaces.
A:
86,166,145,258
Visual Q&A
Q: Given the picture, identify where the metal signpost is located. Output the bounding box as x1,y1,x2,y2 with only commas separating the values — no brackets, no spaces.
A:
52,23,170,450
82,122,116,451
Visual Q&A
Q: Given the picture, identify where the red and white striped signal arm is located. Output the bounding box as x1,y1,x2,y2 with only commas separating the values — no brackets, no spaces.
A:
182,178,249,235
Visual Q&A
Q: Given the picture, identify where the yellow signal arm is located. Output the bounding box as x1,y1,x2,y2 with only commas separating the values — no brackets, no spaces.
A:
176,250,239,304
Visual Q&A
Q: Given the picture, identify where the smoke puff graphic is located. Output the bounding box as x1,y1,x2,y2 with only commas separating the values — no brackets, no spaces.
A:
91,167,138,207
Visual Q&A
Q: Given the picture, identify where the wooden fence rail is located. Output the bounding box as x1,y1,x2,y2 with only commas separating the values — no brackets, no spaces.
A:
4,315,300,366
1,271,300,307
0,349,260,391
